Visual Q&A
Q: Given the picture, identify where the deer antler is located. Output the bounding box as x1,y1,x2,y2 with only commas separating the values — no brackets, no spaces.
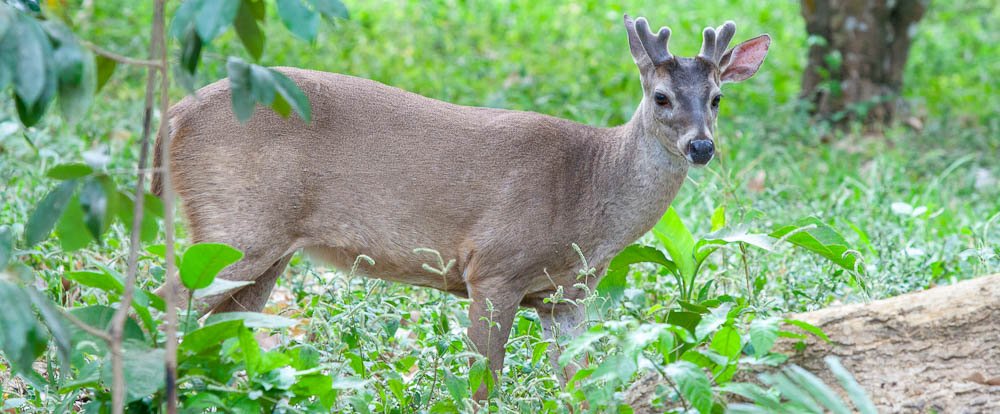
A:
634,17,673,66
698,21,737,66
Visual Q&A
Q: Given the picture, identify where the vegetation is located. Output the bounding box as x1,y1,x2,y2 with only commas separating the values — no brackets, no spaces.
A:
1,0,997,412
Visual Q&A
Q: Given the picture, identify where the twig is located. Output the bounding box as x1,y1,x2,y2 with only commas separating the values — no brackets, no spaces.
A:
108,4,165,413
153,0,179,410
82,41,163,68
60,307,113,343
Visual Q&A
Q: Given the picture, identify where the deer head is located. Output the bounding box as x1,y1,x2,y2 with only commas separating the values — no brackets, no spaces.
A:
624,15,771,165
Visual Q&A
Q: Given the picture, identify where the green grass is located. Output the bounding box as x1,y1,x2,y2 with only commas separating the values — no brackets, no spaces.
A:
1,0,998,411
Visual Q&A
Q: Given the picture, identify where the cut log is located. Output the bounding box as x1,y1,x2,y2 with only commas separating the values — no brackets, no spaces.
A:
625,274,1000,413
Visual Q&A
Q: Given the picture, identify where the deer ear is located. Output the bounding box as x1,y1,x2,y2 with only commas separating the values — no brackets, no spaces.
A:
719,34,770,83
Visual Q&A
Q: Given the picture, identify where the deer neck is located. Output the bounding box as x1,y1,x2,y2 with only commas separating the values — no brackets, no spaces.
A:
588,108,689,255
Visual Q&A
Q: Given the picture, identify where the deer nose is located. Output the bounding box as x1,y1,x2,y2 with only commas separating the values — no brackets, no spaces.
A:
688,139,715,165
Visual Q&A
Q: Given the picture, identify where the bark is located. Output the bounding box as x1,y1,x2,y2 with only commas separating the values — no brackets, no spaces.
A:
625,274,1000,413
800,0,928,126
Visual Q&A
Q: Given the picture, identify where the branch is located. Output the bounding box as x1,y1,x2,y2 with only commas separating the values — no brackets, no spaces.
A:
108,4,164,412
82,41,163,68
60,306,113,343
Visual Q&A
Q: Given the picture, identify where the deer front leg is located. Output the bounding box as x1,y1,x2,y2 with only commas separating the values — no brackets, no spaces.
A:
536,301,587,386
466,278,524,402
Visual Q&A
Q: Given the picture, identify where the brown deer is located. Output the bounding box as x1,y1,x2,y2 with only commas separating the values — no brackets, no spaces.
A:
152,15,769,398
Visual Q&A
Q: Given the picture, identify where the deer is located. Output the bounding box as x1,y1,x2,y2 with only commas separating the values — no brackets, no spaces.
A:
152,14,770,399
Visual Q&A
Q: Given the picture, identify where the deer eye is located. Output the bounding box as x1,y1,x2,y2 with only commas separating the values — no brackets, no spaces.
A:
712,95,722,109
653,92,671,108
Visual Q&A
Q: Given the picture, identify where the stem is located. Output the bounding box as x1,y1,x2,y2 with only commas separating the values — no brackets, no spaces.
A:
147,0,178,412
82,41,162,68
185,292,195,333
109,2,164,411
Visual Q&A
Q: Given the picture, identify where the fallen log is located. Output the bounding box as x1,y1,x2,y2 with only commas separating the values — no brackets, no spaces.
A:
626,274,1000,413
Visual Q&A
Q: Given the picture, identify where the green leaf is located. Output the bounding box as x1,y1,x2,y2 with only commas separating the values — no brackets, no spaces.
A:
14,76,55,127
179,26,203,75
468,358,490,396
94,55,115,91
250,65,276,105
11,14,49,105
47,22,96,122
168,0,200,39
276,0,319,41
66,271,123,293
227,57,255,122
195,0,239,42
180,242,244,290
0,281,48,379
238,327,261,377
308,0,349,20
180,319,244,354
235,0,265,60
205,312,297,329
269,68,312,122
100,342,165,403
771,218,862,274
784,319,831,343
0,225,12,269
749,317,780,357
710,206,726,231
666,310,701,337
26,179,78,246
443,369,468,402
531,341,549,367
25,288,72,375
56,196,92,251
78,176,112,243
784,365,853,414
591,353,636,383
709,325,741,360
193,278,254,299
46,163,93,180
664,361,712,414
825,357,877,414
653,207,696,287
115,191,160,244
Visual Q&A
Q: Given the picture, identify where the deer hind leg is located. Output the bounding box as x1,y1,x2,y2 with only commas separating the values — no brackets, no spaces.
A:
535,300,587,386
465,271,526,401
210,254,293,313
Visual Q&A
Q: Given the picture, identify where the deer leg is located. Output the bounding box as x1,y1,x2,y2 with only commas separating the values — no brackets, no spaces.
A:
467,278,524,401
536,301,587,386
210,255,292,313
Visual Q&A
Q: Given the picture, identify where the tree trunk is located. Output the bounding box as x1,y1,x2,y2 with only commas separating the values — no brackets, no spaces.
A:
800,0,928,126
625,274,1000,413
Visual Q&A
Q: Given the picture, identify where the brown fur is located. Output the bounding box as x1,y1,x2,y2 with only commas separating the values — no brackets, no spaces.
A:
151,15,769,399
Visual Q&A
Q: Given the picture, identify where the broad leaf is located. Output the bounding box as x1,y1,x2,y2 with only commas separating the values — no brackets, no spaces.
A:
0,281,48,379
235,0,265,60
308,0,349,20
771,218,862,274
11,13,48,104
180,242,244,290
46,163,92,180
0,225,12,269
205,312,297,329
56,196,92,251
276,0,319,41
99,342,165,403
194,278,254,299
227,57,255,122
78,176,112,243
653,207,696,284
709,325,741,360
94,55,115,91
749,317,780,357
270,68,311,122
664,361,713,414
180,319,244,354
195,0,239,42
26,179,78,246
